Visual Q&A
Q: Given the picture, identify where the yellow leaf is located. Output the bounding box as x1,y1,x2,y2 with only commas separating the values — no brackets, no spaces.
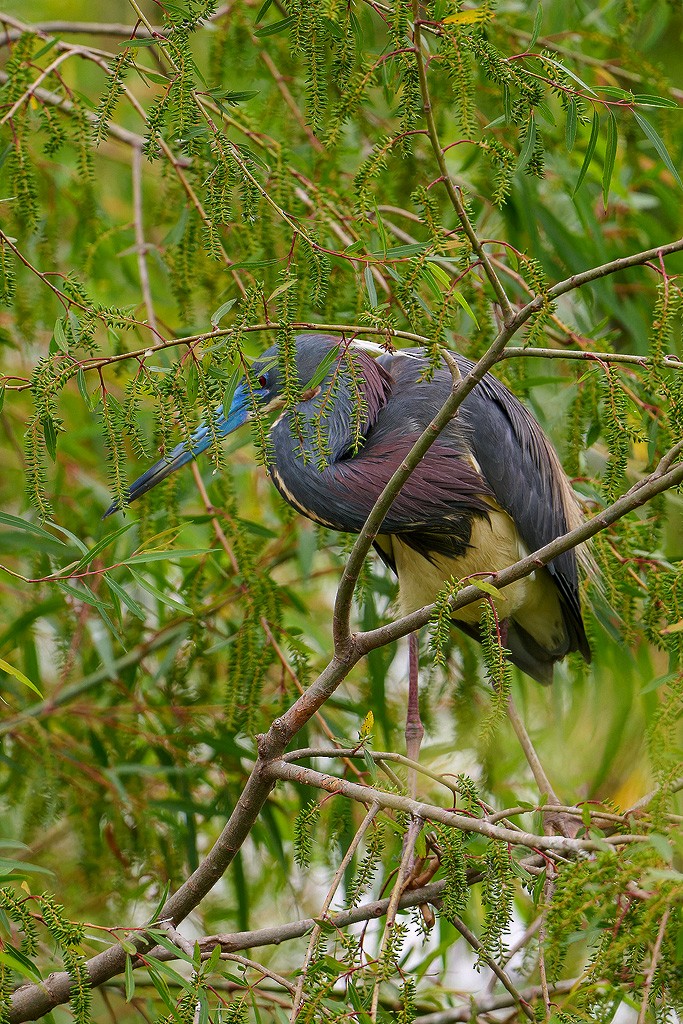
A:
443,9,491,25
473,579,504,599
0,657,42,696
359,710,374,739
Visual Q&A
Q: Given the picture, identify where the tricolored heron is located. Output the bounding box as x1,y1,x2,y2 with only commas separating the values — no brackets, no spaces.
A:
106,332,590,689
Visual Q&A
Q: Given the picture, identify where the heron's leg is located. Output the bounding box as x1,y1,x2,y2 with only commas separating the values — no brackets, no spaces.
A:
405,632,425,798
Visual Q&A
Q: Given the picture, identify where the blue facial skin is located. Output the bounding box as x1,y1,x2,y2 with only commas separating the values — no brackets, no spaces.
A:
104,378,260,517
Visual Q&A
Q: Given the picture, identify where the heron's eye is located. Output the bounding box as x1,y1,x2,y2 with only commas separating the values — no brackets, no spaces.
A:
258,374,268,388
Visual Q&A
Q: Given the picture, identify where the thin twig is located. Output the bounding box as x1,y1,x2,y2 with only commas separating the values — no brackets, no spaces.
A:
131,146,158,335
537,867,557,1022
636,907,670,1024
411,3,513,319
292,804,380,1019
506,694,560,804
370,816,423,1021
446,915,535,1022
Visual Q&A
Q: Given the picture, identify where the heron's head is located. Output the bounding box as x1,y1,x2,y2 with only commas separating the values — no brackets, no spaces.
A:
104,334,390,515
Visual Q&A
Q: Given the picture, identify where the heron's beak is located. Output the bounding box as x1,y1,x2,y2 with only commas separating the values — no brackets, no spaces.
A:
104,379,254,517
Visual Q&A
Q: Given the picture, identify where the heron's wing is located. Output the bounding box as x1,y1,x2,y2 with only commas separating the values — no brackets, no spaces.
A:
459,369,587,638
272,429,495,558
377,350,590,660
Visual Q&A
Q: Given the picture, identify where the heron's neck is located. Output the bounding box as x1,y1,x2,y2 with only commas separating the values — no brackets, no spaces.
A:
279,353,392,466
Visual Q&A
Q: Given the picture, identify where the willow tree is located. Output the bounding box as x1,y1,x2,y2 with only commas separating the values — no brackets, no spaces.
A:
0,1,681,1022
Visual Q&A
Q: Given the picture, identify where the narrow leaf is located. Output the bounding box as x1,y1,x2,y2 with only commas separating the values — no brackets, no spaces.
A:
53,317,68,353
633,110,683,188
254,16,294,36
541,56,597,97
104,575,147,621
124,955,135,1002
364,264,378,308
529,2,543,48
68,310,81,345
633,93,679,109
602,109,618,208
0,657,42,696
76,368,93,410
42,416,58,462
573,109,600,195
127,568,193,614
0,512,65,544
304,347,339,391
566,98,578,152
452,290,480,328
125,548,216,564
119,37,158,48
517,114,536,173
255,0,274,22
68,522,134,574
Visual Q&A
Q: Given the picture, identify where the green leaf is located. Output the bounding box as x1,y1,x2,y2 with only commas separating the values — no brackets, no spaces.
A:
48,521,89,554
33,37,59,61
255,0,274,21
42,416,58,462
304,346,339,391
206,89,259,105
517,114,536,173
0,511,65,545
452,290,479,328
127,568,193,614
373,201,389,259
68,310,81,345
186,360,199,404
384,242,429,258
124,548,216,565
0,950,43,982
254,16,294,36
56,580,111,613
541,56,597,97
210,298,237,328
76,367,94,410
633,110,683,188
0,657,42,696
632,93,679,108
119,36,158,48
124,954,135,1002
222,370,241,417
529,2,542,48
421,264,443,300
53,317,68,353
364,264,378,308
149,880,171,923
602,109,618,208
67,522,134,574
566,98,577,152
104,574,147,621
573,109,600,195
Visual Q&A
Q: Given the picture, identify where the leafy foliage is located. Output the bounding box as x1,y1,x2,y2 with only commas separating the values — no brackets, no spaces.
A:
0,1,681,1022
